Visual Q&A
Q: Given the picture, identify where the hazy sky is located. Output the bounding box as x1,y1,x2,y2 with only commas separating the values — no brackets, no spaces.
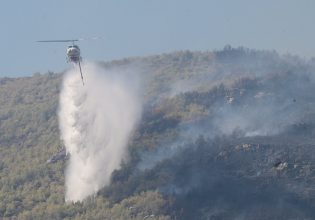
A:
1,0,314,77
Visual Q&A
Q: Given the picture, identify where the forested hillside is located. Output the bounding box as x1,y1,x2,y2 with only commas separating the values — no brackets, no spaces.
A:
2,47,315,219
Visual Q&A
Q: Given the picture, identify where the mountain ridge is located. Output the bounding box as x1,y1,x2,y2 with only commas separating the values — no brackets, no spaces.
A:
1,47,315,219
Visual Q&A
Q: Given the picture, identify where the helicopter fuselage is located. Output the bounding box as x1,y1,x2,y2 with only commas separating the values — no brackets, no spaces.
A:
37,39,85,85
67,45,82,63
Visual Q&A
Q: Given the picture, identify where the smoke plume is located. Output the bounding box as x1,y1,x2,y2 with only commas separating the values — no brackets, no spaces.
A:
58,63,141,202
137,50,315,171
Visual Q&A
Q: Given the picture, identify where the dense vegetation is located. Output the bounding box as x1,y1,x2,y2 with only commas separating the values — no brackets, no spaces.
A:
1,47,315,219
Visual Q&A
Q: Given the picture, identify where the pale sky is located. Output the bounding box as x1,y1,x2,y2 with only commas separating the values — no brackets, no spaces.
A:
0,0,314,77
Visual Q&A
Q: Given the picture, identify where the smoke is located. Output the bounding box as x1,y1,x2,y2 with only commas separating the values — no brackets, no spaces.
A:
137,50,315,171
90,49,315,219
58,63,141,202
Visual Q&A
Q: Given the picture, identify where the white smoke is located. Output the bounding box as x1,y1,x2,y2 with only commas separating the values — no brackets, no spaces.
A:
58,63,141,202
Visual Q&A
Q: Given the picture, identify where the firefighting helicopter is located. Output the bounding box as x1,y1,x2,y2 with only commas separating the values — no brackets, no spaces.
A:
37,39,85,85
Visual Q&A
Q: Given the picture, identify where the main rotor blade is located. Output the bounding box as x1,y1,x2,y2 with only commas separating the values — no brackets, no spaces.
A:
77,36,104,41
36,39,79,43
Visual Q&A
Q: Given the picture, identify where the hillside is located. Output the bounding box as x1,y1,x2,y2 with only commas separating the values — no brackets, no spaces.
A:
1,47,315,219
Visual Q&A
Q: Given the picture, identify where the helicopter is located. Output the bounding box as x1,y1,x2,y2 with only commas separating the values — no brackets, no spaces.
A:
37,39,85,85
